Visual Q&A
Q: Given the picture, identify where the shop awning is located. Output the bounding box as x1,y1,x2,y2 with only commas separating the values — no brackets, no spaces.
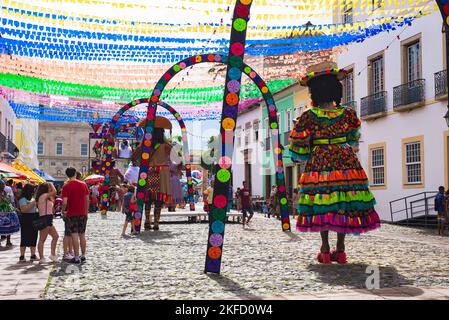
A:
0,162,30,180
33,169,56,182
11,160,45,184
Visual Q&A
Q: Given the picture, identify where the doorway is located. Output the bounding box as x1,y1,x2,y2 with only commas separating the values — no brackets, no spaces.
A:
286,166,293,198
265,174,271,199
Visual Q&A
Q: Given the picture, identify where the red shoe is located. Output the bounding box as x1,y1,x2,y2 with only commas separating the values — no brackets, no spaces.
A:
330,249,347,264
316,252,331,264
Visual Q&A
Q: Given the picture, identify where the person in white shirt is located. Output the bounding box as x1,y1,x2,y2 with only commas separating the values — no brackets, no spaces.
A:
5,180,15,205
118,140,132,159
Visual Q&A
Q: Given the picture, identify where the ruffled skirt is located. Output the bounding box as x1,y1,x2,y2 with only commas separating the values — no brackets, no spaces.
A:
296,144,381,234
0,211,20,236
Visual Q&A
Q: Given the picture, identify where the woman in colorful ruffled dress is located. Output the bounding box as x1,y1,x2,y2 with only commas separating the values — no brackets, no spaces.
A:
0,179,20,247
289,62,381,264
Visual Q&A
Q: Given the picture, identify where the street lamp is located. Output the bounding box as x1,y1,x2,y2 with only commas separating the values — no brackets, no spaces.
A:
436,1,449,126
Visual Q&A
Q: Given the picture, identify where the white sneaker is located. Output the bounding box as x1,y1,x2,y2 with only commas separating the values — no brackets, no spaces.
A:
48,255,58,262
63,253,74,261
39,258,48,264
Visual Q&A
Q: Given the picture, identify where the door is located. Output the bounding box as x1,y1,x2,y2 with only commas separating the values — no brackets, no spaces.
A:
286,166,293,198
265,174,271,199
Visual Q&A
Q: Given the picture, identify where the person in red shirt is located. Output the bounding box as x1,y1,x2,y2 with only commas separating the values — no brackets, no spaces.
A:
238,181,254,228
62,167,89,264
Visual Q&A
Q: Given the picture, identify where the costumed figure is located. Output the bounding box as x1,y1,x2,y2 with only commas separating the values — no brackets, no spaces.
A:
169,163,183,211
289,61,381,264
132,116,173,231
0,179,20,241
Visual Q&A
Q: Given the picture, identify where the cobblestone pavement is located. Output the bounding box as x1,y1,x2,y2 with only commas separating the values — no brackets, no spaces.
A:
41,209,449,300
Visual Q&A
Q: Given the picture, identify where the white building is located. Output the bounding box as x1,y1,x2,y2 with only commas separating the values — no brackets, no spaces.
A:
335,5,448,221
232,103,264,197
0,95,18,163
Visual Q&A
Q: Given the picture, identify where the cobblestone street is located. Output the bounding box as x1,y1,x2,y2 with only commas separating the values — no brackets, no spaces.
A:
39,210,449,300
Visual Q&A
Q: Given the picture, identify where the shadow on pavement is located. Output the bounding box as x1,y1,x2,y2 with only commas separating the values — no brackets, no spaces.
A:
306,263,415,293
206,274,262,299
5,263,48,274
137,230,175,243
49,262,84,278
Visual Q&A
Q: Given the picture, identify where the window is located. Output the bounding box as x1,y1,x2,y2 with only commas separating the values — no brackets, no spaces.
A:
370,55,384,94
405,142,422,184
371,0,382,10
253,120,259,142
406,41,420,82
80,143,88,156
56,143,63,155
38,161,43,167
244,131,250,146
62,162,68,167
368,143,386,188
50,161,56,167
37,142,44,155
285,110,292,132
342,2,353,24
343,69,354,103
371,148,385,186
236,127,241,147
402,136,424,187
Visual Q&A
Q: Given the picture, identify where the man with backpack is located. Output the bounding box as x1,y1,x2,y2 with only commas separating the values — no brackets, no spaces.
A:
435,186,447,236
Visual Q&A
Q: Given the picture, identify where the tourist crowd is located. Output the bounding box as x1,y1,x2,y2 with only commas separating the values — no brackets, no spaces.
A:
0,167,89,264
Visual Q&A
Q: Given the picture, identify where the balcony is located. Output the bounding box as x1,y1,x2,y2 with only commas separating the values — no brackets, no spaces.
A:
264,137,271,151
342,100,357,113
7,139,19,157
0,132,6,153
393,79,425,111
435,70,447,100
283,131,290,145
360,91,388,120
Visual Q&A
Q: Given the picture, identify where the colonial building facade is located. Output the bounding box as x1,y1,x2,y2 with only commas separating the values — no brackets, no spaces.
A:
37,121,94,182
334,7,448,221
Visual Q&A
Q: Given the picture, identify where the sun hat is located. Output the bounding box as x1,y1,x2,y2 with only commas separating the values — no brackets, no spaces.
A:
299,61,347,86
137,116,172,130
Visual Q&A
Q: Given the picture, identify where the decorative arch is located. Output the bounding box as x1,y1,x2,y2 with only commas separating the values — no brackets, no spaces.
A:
99,99,195,216
109,1,290,274
107,54,290,235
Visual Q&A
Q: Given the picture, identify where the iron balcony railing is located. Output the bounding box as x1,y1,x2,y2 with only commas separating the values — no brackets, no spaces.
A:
360,91,387,118
7,139,18,157
393,79,425,109
0,132,6,153
342,100,357,112
435,69,447,98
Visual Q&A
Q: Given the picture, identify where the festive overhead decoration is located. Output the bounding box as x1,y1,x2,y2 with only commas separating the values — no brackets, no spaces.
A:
0,73,295,103
0,13,425,62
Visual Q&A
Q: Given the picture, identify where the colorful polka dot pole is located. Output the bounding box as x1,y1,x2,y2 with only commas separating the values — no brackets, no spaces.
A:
100,99,195,220
205,0,252,274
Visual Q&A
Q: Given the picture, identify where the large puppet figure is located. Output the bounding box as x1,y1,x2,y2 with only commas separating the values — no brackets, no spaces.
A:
289,61,381,264
129,116,173,231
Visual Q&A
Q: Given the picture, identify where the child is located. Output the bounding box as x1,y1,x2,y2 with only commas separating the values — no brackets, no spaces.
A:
122,185,136,236
262,201,269,218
